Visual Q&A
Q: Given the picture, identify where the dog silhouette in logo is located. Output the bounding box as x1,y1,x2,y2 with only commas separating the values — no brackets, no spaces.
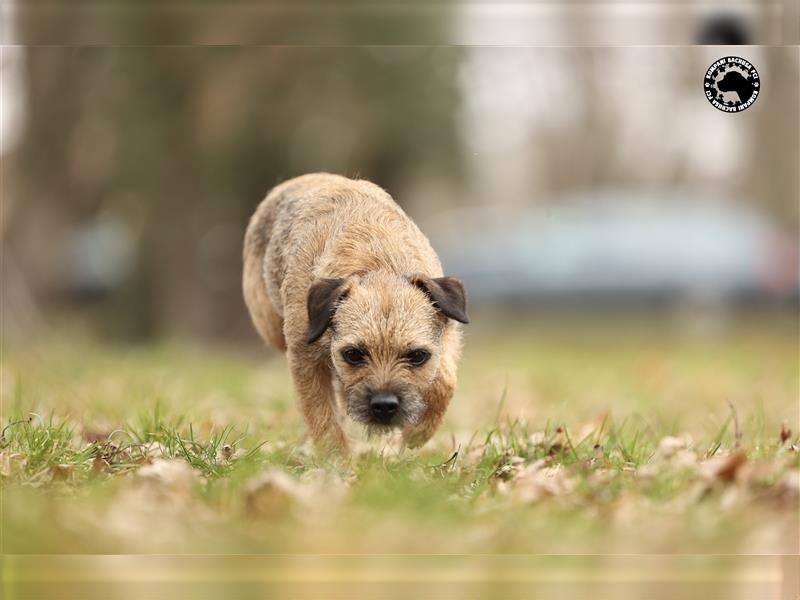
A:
717,71,754,104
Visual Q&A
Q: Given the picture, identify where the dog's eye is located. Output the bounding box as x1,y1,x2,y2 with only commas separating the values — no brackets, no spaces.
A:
406,349,431,367
341,347,367,366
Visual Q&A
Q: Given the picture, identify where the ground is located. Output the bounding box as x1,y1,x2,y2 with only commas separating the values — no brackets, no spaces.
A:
1,312,798,572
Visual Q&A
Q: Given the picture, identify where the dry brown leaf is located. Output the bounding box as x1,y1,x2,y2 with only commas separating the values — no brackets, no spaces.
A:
243,467,350,519
574,412,609,445
0,451,26,477
525,428,572,457
494,454,525,481
780,421,792,445
657,435,692,459
90,455,110,477
747,456,792,485
82,425,115,444
136,458,198,498
699,449,747,483
301,468,350,504
105,458,210,546
0,452,10,477
549,427,568,455
719,485,746,510
528,431,546,447
779,470,799,498
635,464,658,480
217,444,234,462
102,443,133,465
510,460,576,504
714,450,747,482
244,469,310,517
588,468,615,485
49,464,73,482
673,449,699,468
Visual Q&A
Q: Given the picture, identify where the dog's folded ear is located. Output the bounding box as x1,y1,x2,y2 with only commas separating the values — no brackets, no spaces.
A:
409,274,469,324
306,278,350,343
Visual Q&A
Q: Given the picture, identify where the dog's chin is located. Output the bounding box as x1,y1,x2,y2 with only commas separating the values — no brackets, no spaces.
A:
345,399,422,436
347,409,405,433
361,420,402,437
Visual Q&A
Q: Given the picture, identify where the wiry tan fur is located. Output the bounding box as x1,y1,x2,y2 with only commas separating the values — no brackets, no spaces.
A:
243,173,464,453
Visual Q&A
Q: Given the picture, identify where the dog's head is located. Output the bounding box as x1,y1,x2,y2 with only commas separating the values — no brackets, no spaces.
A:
306,271,468,433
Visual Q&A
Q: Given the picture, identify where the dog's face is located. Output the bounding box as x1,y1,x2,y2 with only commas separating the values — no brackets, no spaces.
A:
306,272,468,433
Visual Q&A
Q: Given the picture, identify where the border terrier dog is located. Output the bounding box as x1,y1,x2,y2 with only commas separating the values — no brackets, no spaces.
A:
243,173,468,452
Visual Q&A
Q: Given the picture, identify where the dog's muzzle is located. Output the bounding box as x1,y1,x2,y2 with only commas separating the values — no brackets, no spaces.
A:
368,392,399,424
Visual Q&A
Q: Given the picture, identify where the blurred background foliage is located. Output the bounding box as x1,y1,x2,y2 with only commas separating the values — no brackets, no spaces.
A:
5,41,464,339
1,2,798,344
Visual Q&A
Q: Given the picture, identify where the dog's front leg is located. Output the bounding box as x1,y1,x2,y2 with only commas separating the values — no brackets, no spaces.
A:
287,349,349,453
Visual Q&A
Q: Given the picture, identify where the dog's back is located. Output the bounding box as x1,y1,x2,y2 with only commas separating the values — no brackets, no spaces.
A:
243,173,441,351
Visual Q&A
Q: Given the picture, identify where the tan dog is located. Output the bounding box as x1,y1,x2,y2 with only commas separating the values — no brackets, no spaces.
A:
243,173,468,452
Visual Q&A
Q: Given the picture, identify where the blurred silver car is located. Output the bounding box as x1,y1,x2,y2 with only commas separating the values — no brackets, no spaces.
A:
424,192,798,305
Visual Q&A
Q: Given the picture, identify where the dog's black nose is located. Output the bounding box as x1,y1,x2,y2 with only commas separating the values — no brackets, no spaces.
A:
369,392,399,423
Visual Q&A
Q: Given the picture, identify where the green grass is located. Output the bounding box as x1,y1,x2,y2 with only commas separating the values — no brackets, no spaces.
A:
1,314,798,555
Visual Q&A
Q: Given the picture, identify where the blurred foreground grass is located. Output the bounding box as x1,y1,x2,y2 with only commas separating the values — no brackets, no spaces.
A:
1,312,798,560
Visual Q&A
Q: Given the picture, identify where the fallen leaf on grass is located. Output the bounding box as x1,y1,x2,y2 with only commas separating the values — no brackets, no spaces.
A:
244,468,349,518
574,412,609,445
94,440,140,466
493,454,525,481
746,456,793,485
682,449,750,505
0,451,26,477
586,444,607,469
105,459,210,546
549,427,568,455
244,470,305,517
699,449,747,483
528,431,546,447
780,421,792,445
301,468,350,502
779,470,799,498
141,442,170,462
588,468,616,485
673,449,699,468
136,458,198,498
635,464,659,480
81,425,115,444
527,427,574,457
657,435,692,459
49,464,73,482
0,452,10,477
90,455,110,477
752,466,800,505
509,459,576,504
216,444,235,463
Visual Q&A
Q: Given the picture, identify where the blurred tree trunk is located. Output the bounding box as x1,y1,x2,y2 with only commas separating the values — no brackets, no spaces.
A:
9,7,462,342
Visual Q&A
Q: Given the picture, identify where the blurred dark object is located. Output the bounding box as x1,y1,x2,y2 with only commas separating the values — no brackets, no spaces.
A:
64,216,135,302
697,14,752,45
